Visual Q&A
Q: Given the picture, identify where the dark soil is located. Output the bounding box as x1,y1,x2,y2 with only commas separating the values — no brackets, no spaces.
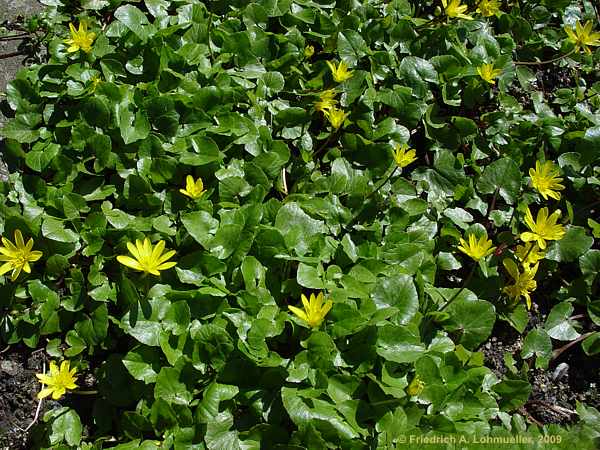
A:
0,346,46,450
482,307,600,426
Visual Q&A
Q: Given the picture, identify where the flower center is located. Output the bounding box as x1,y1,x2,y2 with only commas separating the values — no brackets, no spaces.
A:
12,250,29,267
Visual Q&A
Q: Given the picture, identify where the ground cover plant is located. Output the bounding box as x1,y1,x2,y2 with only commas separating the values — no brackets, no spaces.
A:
1,0,600,448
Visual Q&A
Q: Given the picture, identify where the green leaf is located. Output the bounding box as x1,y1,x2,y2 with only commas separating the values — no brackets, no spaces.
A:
521,328,552,369
25,143,59,171
443,292,496,349
181,211,219,248
337,30,368,66
83,97,111,128
114,5,154,41
476,157,521,204
546,226,594,263
398,56,438,97
196,382,239,422
163,301,190,336
281,387,359,441
1,116,41,143
101,201,134,229
209,224,244,259
582,332,600,356
154,367,193,405
191,323,235,371
42,217,79,243
260,72,285,93
376,324,425,363
48,408,82,446
544,302,580,341
296,263,325,289
492,380,532,411
122,346,162,383
371,274,418,324
274,202,326,255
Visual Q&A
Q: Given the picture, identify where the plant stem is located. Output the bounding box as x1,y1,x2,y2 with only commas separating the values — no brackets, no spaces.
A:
552,332,594,361
514,49,575,66
486,187,499,220
73,390,98,395
0,33,29,41
343,165,398,231
366,166,398,202
439,263,477,312
312,129,339,160
0,51,24,60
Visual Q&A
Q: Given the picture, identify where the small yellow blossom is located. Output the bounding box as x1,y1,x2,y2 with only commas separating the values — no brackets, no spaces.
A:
314,89,338,113
0,230,43,281
477,64,502,84
304,45,315,59
326,60,353,83
393,143,417,168
117,238,177,276
179,175,206,200
323,107,349,129
529,161,565,201
457,234,495,261
407,375,425,396
64,21,96,53
502,259,538,310
36,360,78,400
90,75,102,92
564,20,600,54
442,0,473,20
515,242,545,269
477,0,501,17
288,292,333,328
520,207,566,250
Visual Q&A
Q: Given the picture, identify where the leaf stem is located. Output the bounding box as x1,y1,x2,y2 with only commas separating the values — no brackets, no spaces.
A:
0,51,24,60
312,129,339,160
514,49,575,66
439,262,477,312
73,389,98,395
343,165,398,231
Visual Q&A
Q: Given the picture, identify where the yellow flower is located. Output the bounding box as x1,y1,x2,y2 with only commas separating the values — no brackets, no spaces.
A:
515,242,545,268
323,107,349,129
407,375,425,396
477,0,501,17
179,175,206,200
502,259,538,310
529,161,565,201
393,143,417,168
90,75,102,92
0,230,43,281
520,207,566,250
35,360,78,400
477,64,502,84
304,45,315,59
314,89,338,113
457,234,495,261
326,60,353,83
564,20,600,54
117,238,177,276
288,292,333,328
441,0,473,20
64,21,96,54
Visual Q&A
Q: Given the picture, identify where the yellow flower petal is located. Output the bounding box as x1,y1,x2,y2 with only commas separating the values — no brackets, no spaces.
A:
37,387,54,400
0,262,12,276
117,255,144,271
288,305,309,323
